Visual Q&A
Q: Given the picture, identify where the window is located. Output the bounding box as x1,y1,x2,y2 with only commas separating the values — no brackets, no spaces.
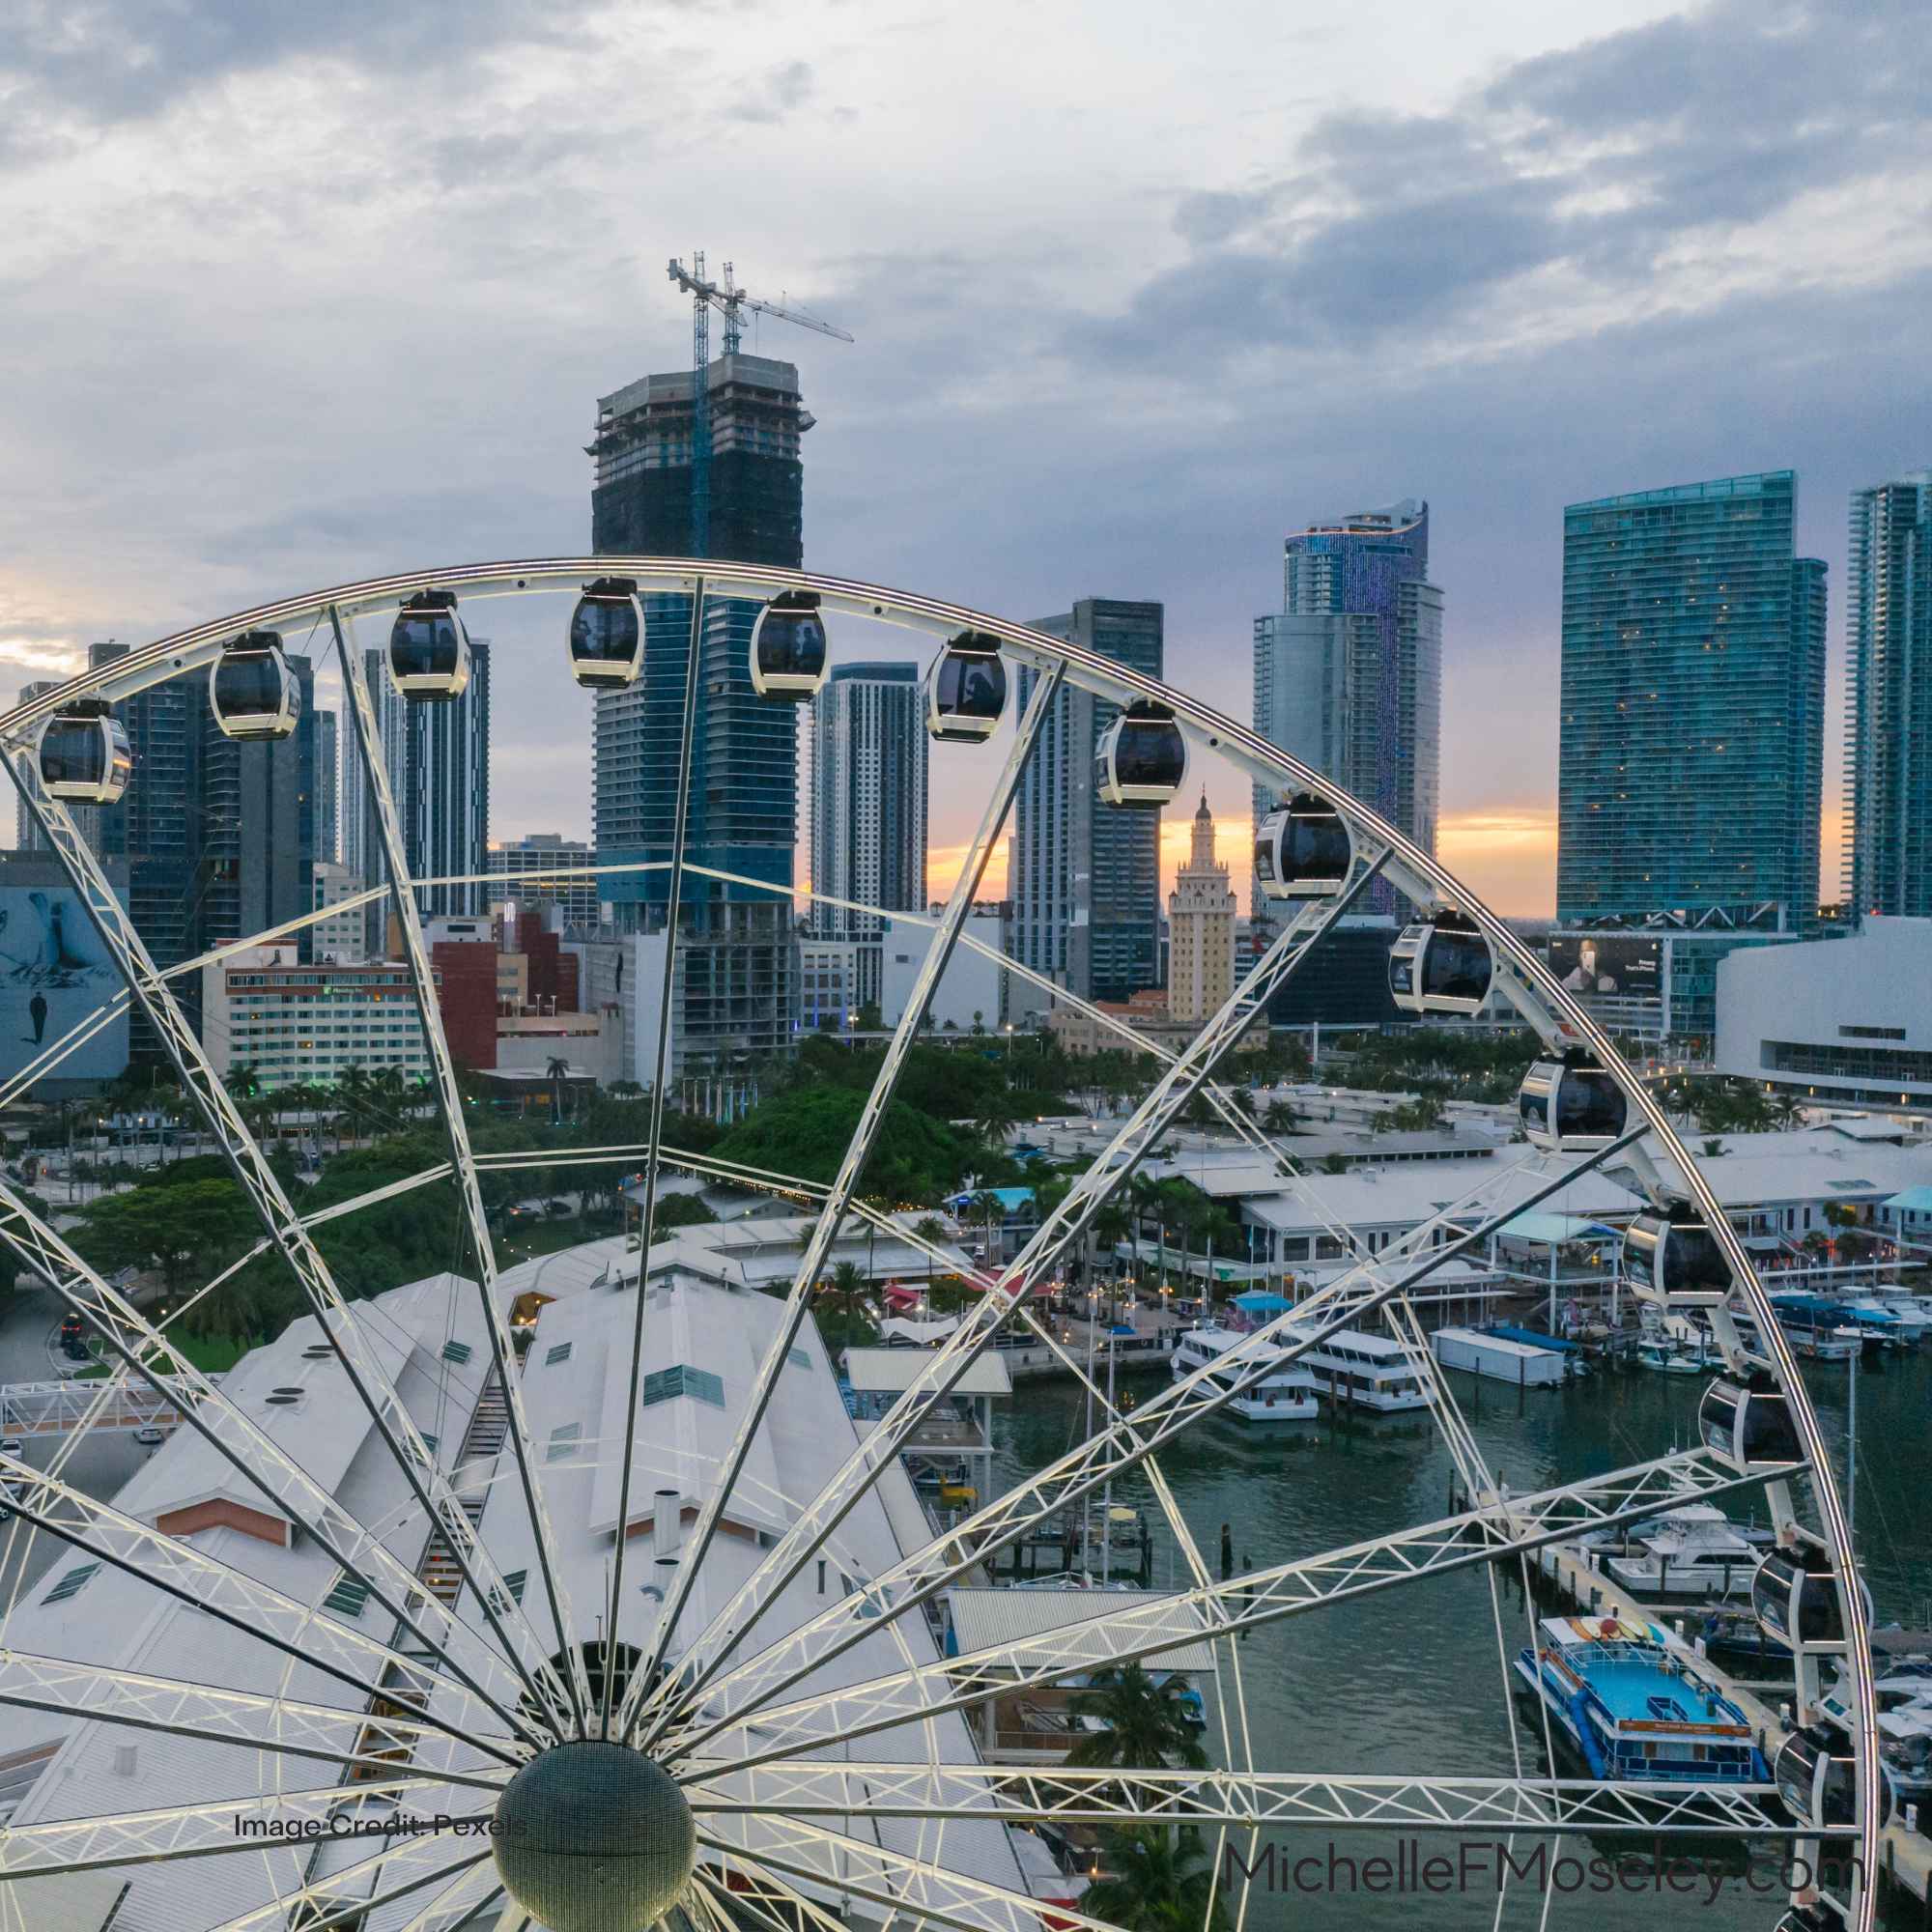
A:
487,1570,528,1613
547,1422,582,1462
641,1365,725,1409
324,1573,373,1619
43,1563,99,1605
441,1340,472,1366
545,1342,574,1367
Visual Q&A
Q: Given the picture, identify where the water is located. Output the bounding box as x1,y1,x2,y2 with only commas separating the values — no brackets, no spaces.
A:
991,1349,1932,1930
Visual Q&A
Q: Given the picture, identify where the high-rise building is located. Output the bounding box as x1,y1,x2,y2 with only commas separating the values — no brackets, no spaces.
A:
1844,469,1932,919
1556,471,1826,932
1252,498,1441,914
346,640,492,931
316,710,339,867
810,662,926,1006
1010,599,1163,1004
198,651,319,958
1167,793,1236,1026
585,353,808,1069
487,833,601,928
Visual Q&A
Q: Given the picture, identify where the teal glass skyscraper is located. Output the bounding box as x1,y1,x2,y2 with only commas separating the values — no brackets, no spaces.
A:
1556,471,1826,933
1844,469,1932,919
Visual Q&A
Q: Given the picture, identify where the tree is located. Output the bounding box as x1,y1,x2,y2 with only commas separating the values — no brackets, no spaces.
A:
912,1214,949,1294
970,1189,1007,1264
1319,1151,1348,1177
1066,1663,1208,1773
1261,1098,1299,1135
1079,1827,1225,1932
546,1057,570,1129
72,1179,267,1311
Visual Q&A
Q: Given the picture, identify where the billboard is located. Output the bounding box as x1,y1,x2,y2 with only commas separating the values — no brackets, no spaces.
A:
1548,932,1663,1002
0,881,130,1084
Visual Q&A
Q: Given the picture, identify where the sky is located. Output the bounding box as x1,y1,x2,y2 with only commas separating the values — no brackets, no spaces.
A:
2,0,1927,916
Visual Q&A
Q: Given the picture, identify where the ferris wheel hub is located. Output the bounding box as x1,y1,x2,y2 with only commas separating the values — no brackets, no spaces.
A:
493,1740,696,1932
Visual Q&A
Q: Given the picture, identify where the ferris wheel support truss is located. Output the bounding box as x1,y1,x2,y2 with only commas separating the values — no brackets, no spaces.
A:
0,555,1878,1932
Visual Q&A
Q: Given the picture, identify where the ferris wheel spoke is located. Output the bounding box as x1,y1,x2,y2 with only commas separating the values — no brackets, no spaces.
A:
692,1852,864,1932
0,1181,546,1745
204,1836,494,1932
681,1763,1816,1837
673,1447,1784,1774
0,1648,511,1787
653,1125,1644,1755
0,1776,485,1882
384,1863,505,1932
0,1454,518,1763
336,612,594,1740
625,662,1065,1740
629,871,1383,1748
9,775,580,1742
699,1821,1118,1932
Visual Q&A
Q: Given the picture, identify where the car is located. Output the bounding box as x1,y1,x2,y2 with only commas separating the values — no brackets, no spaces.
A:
133,1426,166,1447
0,1437,23,1461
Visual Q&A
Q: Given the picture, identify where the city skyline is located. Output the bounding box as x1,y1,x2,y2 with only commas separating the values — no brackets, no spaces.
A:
1,2,1925,922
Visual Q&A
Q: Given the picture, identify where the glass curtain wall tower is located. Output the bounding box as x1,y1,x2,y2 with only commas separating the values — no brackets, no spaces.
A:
1556,471,1825,933
588,354,807,1067
1253,499,1441,915
1844,469,1932,920
810,662,926,1009
1011,599,1163,1004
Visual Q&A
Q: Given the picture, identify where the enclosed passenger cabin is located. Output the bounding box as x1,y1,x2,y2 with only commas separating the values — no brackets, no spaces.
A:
1388,910,1492,1015
1254,792,1352,899
37,700,132,805
1755,1543,1862,1650
925,633,1006,742
1698,1375,1802,1473
1623,1200,1732,1306
1774,1724,1891,1829
388,590,470,702
209,632,301,741
1094,701,1185,808
567,579,644,689
750,590,828,699
1517,1048,1629,1153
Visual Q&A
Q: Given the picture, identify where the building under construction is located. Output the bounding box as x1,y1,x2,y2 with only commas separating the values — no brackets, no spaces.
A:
585,352,812,1075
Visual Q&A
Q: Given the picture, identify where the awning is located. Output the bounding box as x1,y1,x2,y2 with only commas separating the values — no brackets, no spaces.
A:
1492,1210,1619,1246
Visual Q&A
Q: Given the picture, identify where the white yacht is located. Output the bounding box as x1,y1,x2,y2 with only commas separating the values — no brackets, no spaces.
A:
1173,1322,1318,1421
1592,1504,1762,1600
1282,1323,1433,1413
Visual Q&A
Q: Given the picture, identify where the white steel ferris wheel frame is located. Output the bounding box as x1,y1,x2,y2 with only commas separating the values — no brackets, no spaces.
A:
0,556,1879,1932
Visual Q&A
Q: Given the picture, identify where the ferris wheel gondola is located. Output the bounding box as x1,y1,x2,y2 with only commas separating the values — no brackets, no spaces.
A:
1775,1724,1892,1830
1698,1374,1802,1472
388,590,470,701
1388,909,1492,1015
1755,1541,1869,1650
750,590,829,698
1518,1047,1629,1152
567,579,645,689
36,700,132,805
1624,1198,1733,1306
1094,700,1185,807
1254,791,1352,898
209,632,301,741
925,633,1006,742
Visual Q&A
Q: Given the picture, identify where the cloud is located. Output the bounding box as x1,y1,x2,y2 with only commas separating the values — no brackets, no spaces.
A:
729,59,816,125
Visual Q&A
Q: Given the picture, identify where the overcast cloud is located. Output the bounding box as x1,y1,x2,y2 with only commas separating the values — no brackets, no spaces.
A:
2,0,1925,913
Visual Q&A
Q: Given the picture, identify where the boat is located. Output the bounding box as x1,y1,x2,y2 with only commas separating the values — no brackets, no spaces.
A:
1173,1321,1318,1420
1833,1293,1924,1345
1514,1615,1767,1783
1279,1322,1432,1412
1634,1336,1709,1375
1698,1607,1796,1667
1765,1294,1862,1361
1879,1708,1932,1805
1590,1504,1762,1599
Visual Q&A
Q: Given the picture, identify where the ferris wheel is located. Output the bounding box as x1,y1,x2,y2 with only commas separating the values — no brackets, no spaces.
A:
0,559,1880,1932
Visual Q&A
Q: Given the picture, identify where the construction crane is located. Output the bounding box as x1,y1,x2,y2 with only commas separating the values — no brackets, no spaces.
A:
668,252,854,558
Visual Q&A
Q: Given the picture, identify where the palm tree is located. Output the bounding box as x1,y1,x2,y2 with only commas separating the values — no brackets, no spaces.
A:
1261,1097,1298,1135
1079,1827,1226,1932
829,1258,866,1345
912,1214,948,1301
969,1190,1007,1266
1066,1663,1208,1772
1091,1203,1132,1320
546,1056,570,1129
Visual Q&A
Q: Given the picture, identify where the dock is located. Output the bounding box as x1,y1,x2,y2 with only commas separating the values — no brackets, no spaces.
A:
1489,1502,1932,1911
